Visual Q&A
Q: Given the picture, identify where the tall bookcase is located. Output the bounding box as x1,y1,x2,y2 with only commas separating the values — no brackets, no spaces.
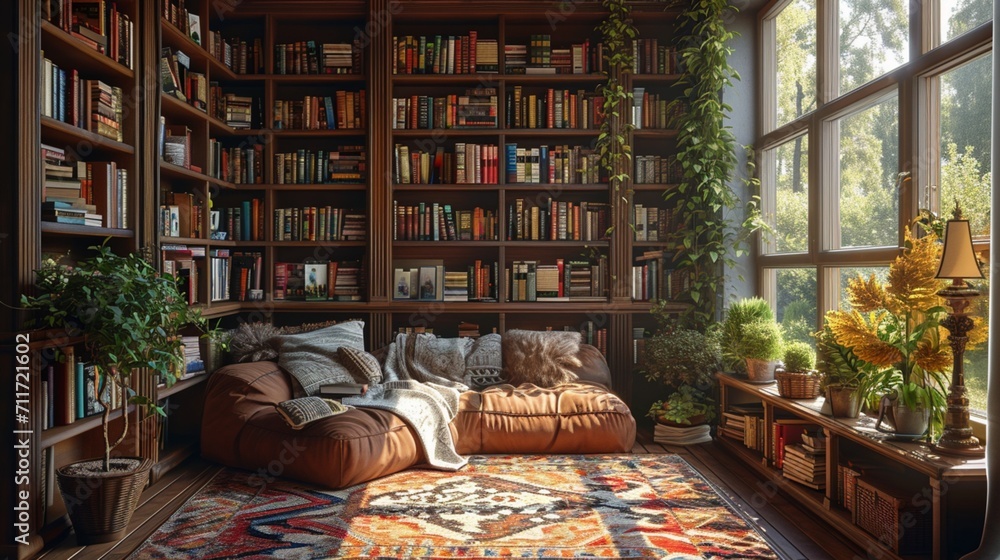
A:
2,2,687,557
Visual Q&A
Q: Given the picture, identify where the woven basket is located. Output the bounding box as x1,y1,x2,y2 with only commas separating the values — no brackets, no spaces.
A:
855,478,932,555
56,456,152,544
776,371,822,399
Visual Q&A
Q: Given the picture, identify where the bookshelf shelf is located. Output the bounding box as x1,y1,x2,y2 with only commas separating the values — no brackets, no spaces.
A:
157,374,208,399
391,128,500,138
267,74,366,84
502,183,607,191
267,240,367,247
40,222,135,238
503,129,600,137
40,20,134,82
160,92,210,124
632,73,681,82
502,240,609,248
40,116,135,155
160,160,211,183
391,74,500,86
263,183,366,191
268,129,367,137
632,129,679,139
393,184,502,191
199,302,243,318
393,241,503,247
40,406,132,448
159,18,204,58
502,74,604,84
158,236,208,245
632,182,679,192
268,301,369,311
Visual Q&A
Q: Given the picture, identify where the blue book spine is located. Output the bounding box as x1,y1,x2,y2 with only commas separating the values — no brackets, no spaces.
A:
324,96,335,130
242,200,251,240
75,362,85,420
506,143,517,183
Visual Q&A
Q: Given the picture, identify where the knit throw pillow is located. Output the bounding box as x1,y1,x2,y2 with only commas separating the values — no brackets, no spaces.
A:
337,346,383,384
275,321,366,396
275,397,349,429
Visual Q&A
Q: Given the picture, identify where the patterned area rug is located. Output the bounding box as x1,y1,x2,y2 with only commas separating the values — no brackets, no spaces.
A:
129,455,778,559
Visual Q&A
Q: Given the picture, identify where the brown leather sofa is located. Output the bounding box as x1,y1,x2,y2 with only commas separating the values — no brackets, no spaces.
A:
201,345,636,489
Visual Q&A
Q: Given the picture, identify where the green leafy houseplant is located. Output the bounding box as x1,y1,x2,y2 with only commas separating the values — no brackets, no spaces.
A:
783,341,816,373
641,326,721,426
647,385,717,426
737,320,784,362
665,0,765,331
22,243,202,471
720,297,775,373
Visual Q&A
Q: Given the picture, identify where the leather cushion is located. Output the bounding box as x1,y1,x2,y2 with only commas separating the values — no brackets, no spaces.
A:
453,382,636,454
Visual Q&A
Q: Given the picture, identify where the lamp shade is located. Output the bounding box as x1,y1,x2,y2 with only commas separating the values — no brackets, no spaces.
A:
936,219,984,279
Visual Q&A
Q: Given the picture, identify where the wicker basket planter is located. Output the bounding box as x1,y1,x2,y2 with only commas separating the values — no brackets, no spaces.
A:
56,456,153,544
776,371,822,399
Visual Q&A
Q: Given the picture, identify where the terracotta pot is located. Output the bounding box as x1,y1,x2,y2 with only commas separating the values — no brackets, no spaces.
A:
827,385,861,418
56,456,152,544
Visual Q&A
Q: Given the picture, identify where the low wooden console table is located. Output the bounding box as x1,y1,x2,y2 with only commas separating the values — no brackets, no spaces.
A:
716,374,986,560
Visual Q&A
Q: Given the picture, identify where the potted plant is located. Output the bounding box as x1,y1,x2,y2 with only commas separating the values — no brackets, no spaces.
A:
199,320,232,375
734,319,784,382
21,243,201,544
720,297,776,374
647,385,717,427
641,325,721,429
823,228,969,439
776,341,822,399
815,326,877,418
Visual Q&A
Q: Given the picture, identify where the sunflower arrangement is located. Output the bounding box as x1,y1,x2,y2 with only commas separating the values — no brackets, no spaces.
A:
823,227,985,436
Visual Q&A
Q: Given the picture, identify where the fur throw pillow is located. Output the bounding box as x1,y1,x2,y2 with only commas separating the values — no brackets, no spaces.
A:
229,322,281,363
502,330,582,387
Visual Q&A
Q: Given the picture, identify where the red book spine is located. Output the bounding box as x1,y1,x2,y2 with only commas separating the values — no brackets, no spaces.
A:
469,31,477,73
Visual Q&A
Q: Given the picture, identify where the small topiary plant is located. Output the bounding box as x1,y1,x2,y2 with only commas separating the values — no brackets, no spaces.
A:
720,297,776,372
783,341,816,373
737,319,784,361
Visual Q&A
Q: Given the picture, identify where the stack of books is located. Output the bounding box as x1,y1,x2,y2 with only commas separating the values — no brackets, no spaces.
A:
653,423,712,445
458,322,482,338
179,336,205,378
782,442,826,490
218,93,255,129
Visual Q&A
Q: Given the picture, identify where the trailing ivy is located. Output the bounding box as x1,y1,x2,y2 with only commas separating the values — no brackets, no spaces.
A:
596,0,637,230
666,0,762,331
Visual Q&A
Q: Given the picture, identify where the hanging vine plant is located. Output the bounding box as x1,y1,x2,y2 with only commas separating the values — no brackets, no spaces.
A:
596,0,637,232
665,0,763,331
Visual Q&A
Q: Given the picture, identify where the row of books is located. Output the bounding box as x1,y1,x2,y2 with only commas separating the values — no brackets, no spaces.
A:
274,40,363,75
162,0,202,46
42,145,121,228
274,261,364,301
227,251,264,302
393,32,499,74
507,198,610,242
159,192,204,239
634,205,673,241
393,202,498,241
393,143,500,184
505,36,601,75
274,207,366,241
504,144,604,185
214,92,261,130
160,47,208,112
393,261,499,302
632,89,685,130
208,33,264,75
631,38,680,75
161,244,206,305
179,336,206,378
506,258,608,302
273,92,366,130
273,147,367,184
635,154,682,184
719,403,767,453
45,0,134,69
41,57,123,142
779,426,826,490
209,141,264,184
218,200,266,241
392,88,499,129
505,87,604,129
39,346,123,429
631,250,688,302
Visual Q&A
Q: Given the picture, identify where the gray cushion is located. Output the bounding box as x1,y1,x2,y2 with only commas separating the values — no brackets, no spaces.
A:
275,321,366,396
465,333,505,389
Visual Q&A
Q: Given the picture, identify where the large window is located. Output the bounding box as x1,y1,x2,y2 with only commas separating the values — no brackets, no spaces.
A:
758,0,992,414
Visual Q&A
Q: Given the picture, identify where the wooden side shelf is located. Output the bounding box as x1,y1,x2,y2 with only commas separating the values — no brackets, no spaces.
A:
716,374,986,560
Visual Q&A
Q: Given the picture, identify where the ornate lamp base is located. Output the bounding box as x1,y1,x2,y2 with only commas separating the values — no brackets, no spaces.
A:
932,438,985,457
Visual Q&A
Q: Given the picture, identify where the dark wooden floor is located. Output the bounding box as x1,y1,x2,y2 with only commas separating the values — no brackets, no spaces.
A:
40,428,860,560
